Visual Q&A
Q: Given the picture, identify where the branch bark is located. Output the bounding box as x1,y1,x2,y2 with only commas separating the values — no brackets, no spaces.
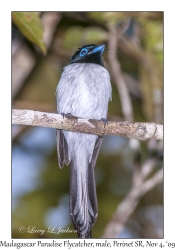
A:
12,109,163,141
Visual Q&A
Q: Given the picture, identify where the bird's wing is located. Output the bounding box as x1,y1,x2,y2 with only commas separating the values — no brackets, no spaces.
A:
56,129,70,168
90,136,103,168
86,136,103,227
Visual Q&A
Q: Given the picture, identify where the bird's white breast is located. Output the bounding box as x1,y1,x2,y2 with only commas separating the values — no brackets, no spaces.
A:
56,63,112,120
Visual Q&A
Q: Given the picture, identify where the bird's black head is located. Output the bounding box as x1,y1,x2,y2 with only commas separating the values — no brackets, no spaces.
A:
69,44,105,67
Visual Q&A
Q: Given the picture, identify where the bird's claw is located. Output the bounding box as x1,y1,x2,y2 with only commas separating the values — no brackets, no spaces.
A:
61,113,73,119
99,118,108,138
100,118,108,127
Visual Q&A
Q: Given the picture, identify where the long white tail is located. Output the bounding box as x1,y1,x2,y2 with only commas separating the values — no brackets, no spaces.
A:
69,155,98,238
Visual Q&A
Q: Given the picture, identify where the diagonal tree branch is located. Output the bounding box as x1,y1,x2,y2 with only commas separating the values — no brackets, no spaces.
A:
107,19,134,122
102,160,163,238
12,109,163,141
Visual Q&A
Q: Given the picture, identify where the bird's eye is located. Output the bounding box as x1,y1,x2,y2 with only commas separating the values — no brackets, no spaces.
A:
80,48,88,57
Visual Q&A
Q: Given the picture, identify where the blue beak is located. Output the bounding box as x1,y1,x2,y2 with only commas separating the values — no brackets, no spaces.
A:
92,44,105,55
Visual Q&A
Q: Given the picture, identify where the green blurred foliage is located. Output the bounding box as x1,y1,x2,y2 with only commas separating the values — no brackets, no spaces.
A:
12,12,46,54
12,11,163,239
63,26,108,50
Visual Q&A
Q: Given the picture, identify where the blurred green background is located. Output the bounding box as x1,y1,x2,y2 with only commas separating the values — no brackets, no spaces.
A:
12,12,163,239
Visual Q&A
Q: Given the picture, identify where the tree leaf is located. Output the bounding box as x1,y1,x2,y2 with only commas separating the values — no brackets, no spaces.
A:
12,12,47,55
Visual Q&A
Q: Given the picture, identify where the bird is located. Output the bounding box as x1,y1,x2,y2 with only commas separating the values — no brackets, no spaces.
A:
56,43,112,238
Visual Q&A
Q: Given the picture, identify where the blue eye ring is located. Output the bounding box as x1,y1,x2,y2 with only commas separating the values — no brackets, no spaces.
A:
80,48,88,57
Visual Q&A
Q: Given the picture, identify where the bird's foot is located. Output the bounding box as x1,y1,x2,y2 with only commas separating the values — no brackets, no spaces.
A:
61,113,73,119
100,118,108,127
99,118,108,138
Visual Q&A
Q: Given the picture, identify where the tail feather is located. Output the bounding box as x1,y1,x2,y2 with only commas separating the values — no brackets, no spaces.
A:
56,129,70,168
69,160,98,238
68,137,103,238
